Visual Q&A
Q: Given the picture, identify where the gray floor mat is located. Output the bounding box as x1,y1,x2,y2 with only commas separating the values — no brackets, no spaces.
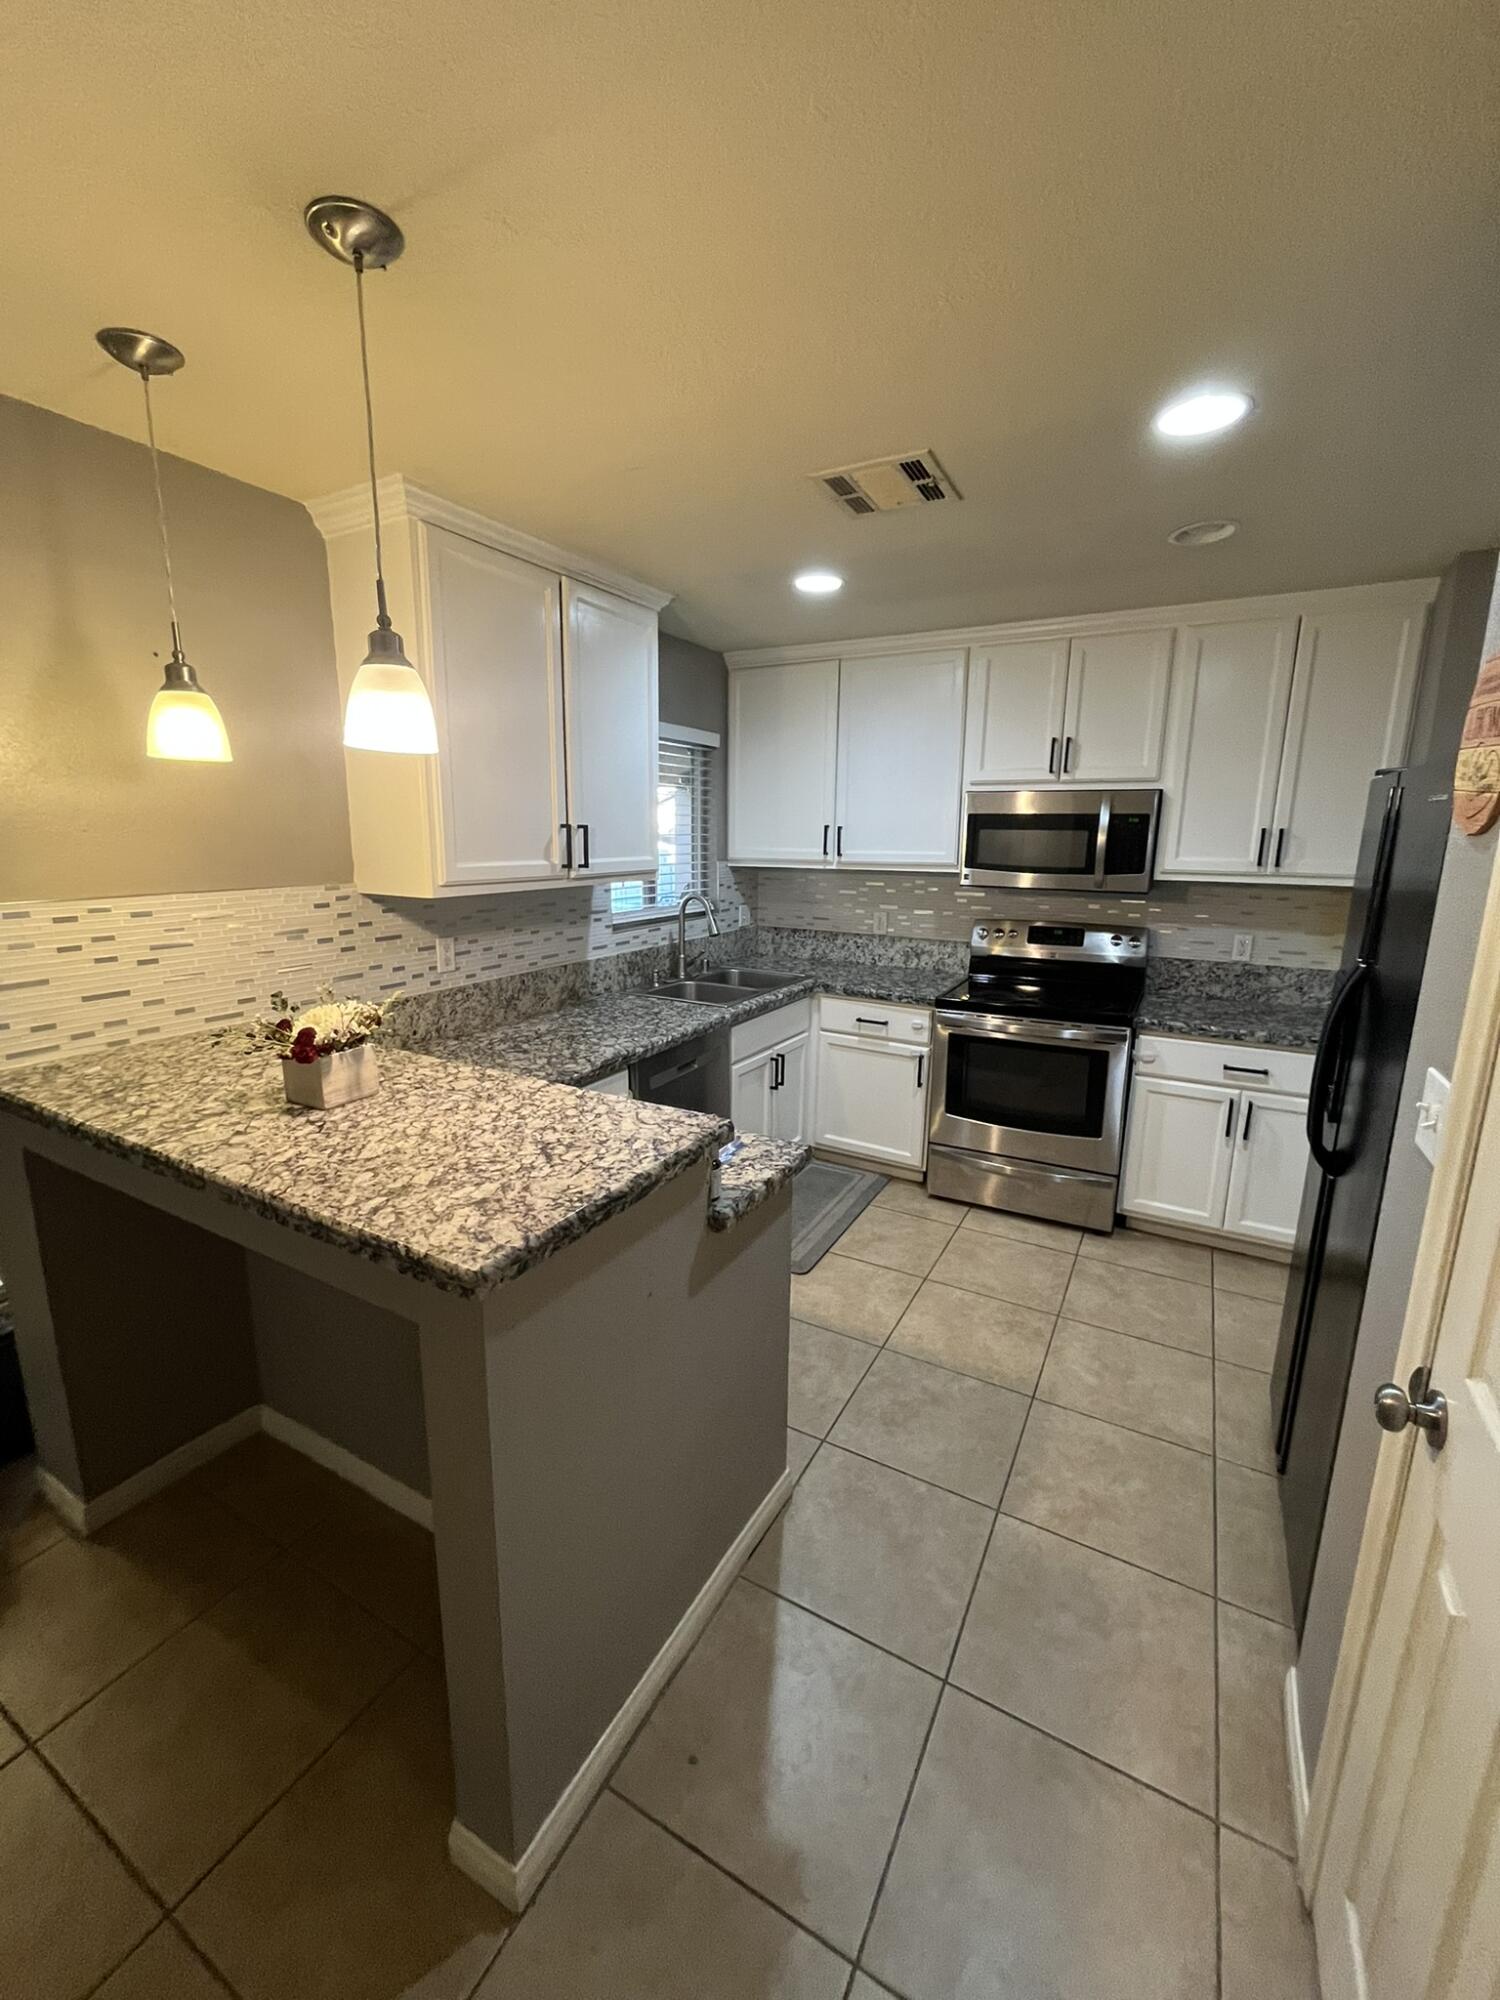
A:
791,1160,888,1274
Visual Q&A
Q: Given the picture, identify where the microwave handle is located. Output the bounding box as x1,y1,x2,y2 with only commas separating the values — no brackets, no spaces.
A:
1092,793,1112,888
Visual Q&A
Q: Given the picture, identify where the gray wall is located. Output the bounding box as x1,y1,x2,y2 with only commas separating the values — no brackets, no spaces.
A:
659,632,728,861
1296,564,1500,1770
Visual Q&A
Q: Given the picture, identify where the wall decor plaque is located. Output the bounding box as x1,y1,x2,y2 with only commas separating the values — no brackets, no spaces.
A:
1454,652,1500,835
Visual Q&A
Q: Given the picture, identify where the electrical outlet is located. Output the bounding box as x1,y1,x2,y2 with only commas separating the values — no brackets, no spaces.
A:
436,936,457,974
1232,933,1254,962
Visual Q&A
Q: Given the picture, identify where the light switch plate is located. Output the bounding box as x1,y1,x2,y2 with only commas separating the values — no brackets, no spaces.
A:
1414,1066,1450,1166
1232,933,1254,962
435,936,457,974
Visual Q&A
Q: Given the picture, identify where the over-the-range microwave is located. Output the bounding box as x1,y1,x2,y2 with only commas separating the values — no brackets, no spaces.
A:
960,787,1161,894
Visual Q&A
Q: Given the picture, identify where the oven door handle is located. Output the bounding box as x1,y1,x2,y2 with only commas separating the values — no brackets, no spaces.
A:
935,1010,1129,1049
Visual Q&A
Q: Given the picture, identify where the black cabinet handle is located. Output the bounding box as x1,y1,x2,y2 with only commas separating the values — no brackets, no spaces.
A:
1256,826,1268,869
770,1052,784,1090
1062,736,1074,773
1274,827,1286,869
1224,1098,1235,1141
560,823,574,870
855,1016,890,1028
836,825,844,857
1048,736,1059,776
1223,1064,1270,1077
916,1053,926,1089
1242,1099,1255,1142
576,823,590,868
822,824,830,857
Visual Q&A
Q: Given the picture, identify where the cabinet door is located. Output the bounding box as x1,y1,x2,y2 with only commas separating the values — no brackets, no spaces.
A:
1121,1076,1235,1229
1270,604,1426,881
835,651,967,866
963,638,1070,786
424,527,569,887
1223,1091,1309,1247
563,580,659,879
814,1035,927,1168
732,1050,776,1138
1061,628,1173,783
770,1033,810,1145
1157,618,1298,877
728,662,840,864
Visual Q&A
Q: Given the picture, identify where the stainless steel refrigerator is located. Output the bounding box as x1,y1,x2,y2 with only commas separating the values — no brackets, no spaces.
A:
1273,548,1497,1632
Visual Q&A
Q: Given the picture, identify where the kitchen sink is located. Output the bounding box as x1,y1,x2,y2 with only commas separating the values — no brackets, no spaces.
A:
704,967,806,991
650,966,806,1004
649,978,750,1003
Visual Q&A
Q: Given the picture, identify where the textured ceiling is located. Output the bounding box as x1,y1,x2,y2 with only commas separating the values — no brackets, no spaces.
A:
6,0,1498,648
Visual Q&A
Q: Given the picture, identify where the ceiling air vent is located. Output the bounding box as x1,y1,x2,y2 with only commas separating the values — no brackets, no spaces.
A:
814,451,960,515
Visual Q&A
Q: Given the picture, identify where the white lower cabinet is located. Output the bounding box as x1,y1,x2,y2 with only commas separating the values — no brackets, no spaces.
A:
730,1002,811,1143
1122,1037,1310,1248
814,1033,929,1169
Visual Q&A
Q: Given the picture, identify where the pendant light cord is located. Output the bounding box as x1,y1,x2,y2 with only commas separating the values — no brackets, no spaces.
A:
139,369,184,657
352,254,392,630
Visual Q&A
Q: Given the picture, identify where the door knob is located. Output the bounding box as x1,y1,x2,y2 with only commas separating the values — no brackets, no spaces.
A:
1373,1366,1448,1448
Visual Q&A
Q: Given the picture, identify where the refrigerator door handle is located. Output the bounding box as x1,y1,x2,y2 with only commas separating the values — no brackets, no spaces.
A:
1306,959,1369,1174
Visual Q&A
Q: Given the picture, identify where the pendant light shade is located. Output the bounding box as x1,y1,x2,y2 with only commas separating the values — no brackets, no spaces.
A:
96,327,233,763
305,196,437,757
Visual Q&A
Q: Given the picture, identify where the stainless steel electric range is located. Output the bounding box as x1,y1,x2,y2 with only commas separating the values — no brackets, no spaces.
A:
927,919,1148,1233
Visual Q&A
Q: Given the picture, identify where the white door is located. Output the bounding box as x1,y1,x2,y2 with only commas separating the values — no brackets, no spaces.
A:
1157,617,1299,877
963,638,1070,786
814,1035,927,1168
424,527,569,887
1061,628,1173,784
562,580,659,879
731,1050,775,1138
1270,604,1426,881
835,651,967,867
770,1033,810,1145
728,662,839,864
1222,1091,1309,1247
1312,926,1500,2000
1121,1075,1235,1229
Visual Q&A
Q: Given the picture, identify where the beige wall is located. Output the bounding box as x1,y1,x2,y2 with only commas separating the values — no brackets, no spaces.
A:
0,393,352,901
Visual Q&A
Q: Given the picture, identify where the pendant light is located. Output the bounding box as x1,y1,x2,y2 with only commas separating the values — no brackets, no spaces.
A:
305,196,437,755
95,328,233,762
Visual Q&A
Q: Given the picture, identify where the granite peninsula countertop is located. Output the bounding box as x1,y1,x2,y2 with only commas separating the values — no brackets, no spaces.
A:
709,1135,810,1230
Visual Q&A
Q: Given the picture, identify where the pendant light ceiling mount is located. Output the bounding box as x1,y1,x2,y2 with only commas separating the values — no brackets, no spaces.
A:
304,196,405,271
95,327,185,377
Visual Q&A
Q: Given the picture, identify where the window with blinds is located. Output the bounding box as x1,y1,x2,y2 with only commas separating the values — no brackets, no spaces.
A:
610,733,716,918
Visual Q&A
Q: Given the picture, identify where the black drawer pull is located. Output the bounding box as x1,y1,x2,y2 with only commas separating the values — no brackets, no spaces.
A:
855,1016,890,1028
1223,1065,1270,1076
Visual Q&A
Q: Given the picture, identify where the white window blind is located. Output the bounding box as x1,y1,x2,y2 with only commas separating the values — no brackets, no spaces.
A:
610,733,716,919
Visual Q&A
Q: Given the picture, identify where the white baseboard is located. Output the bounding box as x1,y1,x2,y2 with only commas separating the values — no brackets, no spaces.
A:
1285,1662,1311,1855
447,1464,796,1913
34,1405,431,1537
258,1407,432,1529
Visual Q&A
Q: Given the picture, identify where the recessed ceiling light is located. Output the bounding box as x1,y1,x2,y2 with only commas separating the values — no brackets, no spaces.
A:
1169,519,1239,546
793,570,844,596
1152,389,1253,440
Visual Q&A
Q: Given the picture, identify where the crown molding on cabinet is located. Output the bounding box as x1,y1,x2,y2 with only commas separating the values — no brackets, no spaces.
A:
304,474,674,615
724,576,1440,669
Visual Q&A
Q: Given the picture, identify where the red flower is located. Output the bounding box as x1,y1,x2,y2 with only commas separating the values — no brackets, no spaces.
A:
291,1026,320,1064
275,1017,293,1034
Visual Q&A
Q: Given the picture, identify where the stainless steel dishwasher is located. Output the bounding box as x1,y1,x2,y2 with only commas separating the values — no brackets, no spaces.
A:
629,1029,731,1117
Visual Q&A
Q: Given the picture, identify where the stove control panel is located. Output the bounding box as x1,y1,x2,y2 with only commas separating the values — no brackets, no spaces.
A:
970,921,1147,962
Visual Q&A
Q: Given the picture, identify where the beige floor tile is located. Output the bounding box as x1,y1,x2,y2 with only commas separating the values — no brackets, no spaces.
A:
888,1280,1055,1394
1214,1249,1290,1303
0,1710,23,1767
829,1349,1027,1505
1216,1361,1279,1472
1219,1828,1321,2000
291,1480,443,1652
958,1205,1083,1254
1062,1259,1213,1355
745,1445,992,1673
1215,1292,1283,1373
1078,1228,1213,1285
873,1179,970,1227
864,1690,1217,2000
1217,1462,1294,1625
835,1205,959,1277
45,1554,412,1904
0,1464,66,1571
1038,1319,1213,1452
178,1658,509,2000
928,1230,1075,1314
952,1516,1216,1812
615,1580,937,1954
1002,1402,1214,1591
786,1429,819,1481
788,1320,877,1437
1219,1605,1297,1855
0,1489,275,1736
790,1254,921,1344
93,1922,232,1999
475,1790,848,1999
175,1433,354,1546
848,1980,892,2000
0,1752,158,2000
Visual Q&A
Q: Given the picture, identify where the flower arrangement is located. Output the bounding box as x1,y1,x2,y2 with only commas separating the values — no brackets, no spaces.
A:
248,987,392,1065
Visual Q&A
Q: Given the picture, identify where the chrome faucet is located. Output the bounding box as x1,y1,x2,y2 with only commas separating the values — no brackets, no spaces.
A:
675,893,721,980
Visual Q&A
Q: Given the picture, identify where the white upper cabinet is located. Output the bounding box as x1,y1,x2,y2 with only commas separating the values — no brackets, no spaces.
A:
1061,628,1173,784
963,638,1070,786
728,661,839,864
1270,604,1426,881
425,529,568,889
835,651,967,866
563,580,659,879
1157,616,1299,878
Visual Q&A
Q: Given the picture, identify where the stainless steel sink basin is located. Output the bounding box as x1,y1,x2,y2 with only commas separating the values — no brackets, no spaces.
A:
706,967,807,991
649,979,749,1003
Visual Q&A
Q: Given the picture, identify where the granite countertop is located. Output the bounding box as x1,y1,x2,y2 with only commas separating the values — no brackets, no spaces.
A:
708,1135,810,1230
0,1034,731,1298
1135,1003,1327,1051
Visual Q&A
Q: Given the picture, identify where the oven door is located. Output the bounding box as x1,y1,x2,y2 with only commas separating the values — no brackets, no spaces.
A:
960,789,1159,893
929,1011,1131,1174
